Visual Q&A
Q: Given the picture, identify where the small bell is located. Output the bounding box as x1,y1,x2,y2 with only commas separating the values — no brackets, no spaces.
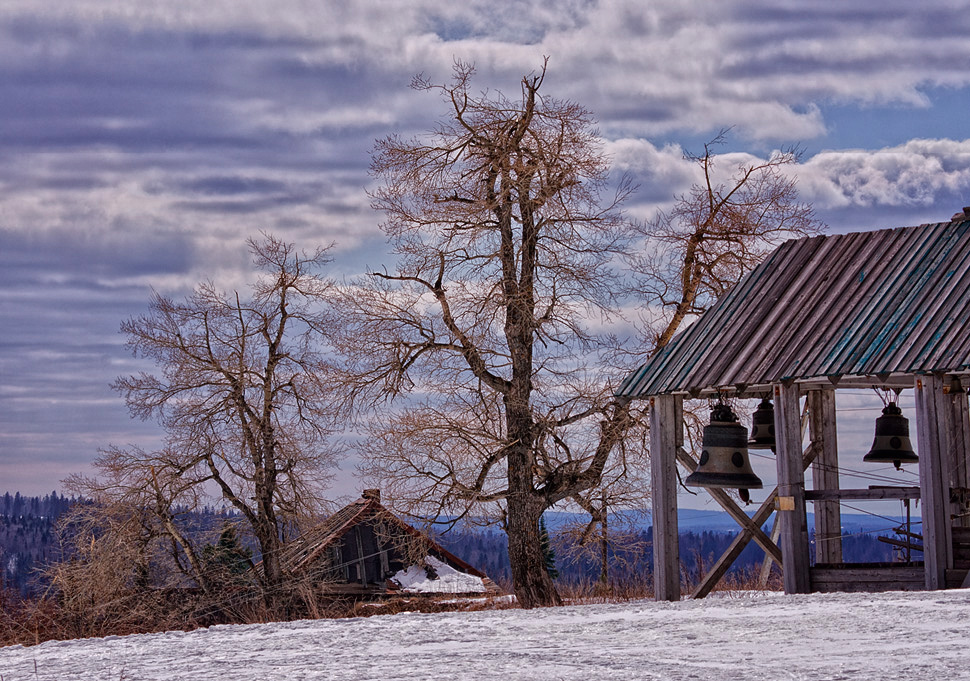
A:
747,398,776,450
686,403,763,493
863,402,918,470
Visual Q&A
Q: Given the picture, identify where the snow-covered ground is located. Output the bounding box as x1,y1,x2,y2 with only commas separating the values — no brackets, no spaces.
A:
3,589,970,680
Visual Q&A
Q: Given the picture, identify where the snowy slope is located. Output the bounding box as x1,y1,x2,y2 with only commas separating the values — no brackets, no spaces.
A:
3,589,970,680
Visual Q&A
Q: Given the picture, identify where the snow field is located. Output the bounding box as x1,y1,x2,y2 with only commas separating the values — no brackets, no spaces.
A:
2,589,970,680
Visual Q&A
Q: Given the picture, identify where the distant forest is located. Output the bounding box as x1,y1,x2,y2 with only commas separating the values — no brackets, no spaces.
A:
0,492,73,596
434,526,895,586
1,494,894,596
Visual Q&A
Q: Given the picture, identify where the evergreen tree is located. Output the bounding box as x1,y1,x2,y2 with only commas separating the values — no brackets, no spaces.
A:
201,524,253,581
539,517,558,580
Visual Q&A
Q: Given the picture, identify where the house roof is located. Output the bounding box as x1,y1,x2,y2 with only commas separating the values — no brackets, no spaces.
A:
281,494,486,579
617,218,970,399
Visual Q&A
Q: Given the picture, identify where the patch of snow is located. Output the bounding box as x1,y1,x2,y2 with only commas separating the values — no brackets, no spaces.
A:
3,589,970,680
391,555,486,593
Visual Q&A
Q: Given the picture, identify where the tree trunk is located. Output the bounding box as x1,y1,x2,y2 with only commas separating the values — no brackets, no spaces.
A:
255,502,284,612
599,491,609,587
506,490,561,608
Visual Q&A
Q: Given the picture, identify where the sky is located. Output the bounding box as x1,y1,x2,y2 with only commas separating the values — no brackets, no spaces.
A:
1,0,969,501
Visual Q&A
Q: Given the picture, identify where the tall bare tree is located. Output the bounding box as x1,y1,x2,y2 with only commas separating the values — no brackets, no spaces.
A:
336,61,643,608
636,133,823,352
84,235,341,610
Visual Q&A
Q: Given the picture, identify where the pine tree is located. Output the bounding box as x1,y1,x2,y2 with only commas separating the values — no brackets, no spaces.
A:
202,524,253,581
539,517,558,580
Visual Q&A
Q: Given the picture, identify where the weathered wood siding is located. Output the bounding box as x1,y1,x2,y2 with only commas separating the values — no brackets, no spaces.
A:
811,563,925,593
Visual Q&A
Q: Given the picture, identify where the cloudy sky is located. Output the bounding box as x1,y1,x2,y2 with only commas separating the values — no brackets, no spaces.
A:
1,0,968,498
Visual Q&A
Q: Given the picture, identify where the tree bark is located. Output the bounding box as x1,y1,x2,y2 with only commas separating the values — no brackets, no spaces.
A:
506,490,560,607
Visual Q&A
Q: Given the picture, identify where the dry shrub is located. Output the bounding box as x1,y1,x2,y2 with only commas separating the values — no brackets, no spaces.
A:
557,576,654,604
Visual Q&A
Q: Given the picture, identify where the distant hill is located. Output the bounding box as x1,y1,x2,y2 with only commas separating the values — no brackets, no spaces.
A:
1,494,902,597
540,507,914,536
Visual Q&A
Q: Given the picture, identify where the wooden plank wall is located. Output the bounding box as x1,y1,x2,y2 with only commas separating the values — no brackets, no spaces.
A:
811,564,925,593
950,526,970,588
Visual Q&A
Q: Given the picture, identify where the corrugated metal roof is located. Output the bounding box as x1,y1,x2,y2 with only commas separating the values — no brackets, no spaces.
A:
617,219,970,398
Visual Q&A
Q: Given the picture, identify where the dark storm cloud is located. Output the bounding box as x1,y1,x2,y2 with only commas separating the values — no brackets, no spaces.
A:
177,176,289,196
731,1,970,40
0,228,193,281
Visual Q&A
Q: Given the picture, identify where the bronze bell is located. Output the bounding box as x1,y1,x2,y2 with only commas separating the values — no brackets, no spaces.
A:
686,403,763,493
863,402,918,470
747,398,776,450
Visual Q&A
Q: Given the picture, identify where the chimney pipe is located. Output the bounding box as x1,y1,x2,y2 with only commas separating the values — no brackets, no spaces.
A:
950,206,970,221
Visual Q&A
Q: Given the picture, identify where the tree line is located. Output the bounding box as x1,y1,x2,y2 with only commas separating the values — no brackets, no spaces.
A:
23,57,821,624
1,494,896,602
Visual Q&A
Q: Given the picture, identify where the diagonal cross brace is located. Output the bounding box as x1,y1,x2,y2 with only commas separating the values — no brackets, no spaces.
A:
688,441,820,599
677,447,782,563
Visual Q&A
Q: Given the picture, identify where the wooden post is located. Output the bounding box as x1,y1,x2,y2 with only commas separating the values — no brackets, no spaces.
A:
915,374,952,589
354,525,367,585
774,382,811,594
650,394,681,601
809,389,842,564
942,377,970,529
692,440,822,598
759,518,783,587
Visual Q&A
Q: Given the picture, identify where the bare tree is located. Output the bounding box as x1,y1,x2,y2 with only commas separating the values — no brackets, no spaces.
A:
47,499,162,638
636,133,823,351
88,235,342,611
337,60,642,608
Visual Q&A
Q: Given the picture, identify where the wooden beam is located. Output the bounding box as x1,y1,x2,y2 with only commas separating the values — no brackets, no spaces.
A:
650,394,681,601
691,489,778,599
942,377,970,529
354,526,367,584
676,447,782,564
877,535,924,553
809,389,842,564
914,374,952,590
775,382,811,594
805,487,921,501
758,515,783,587
691,442,820,599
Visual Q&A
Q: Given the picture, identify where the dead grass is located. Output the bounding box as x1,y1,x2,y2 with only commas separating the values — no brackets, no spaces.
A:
335,594,519,619
2,569,783,648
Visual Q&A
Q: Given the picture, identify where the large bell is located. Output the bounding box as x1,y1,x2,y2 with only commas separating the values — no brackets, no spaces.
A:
863,402,918,470
686,403,763,492
747,398,776,450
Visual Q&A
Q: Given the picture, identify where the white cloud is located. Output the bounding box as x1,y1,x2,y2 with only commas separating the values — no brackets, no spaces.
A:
799,139,970,209
3,0,970,495
4,0,969,144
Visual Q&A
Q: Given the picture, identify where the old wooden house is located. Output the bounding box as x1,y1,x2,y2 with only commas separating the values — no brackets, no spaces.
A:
617,215,970,600
281,490,494,596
